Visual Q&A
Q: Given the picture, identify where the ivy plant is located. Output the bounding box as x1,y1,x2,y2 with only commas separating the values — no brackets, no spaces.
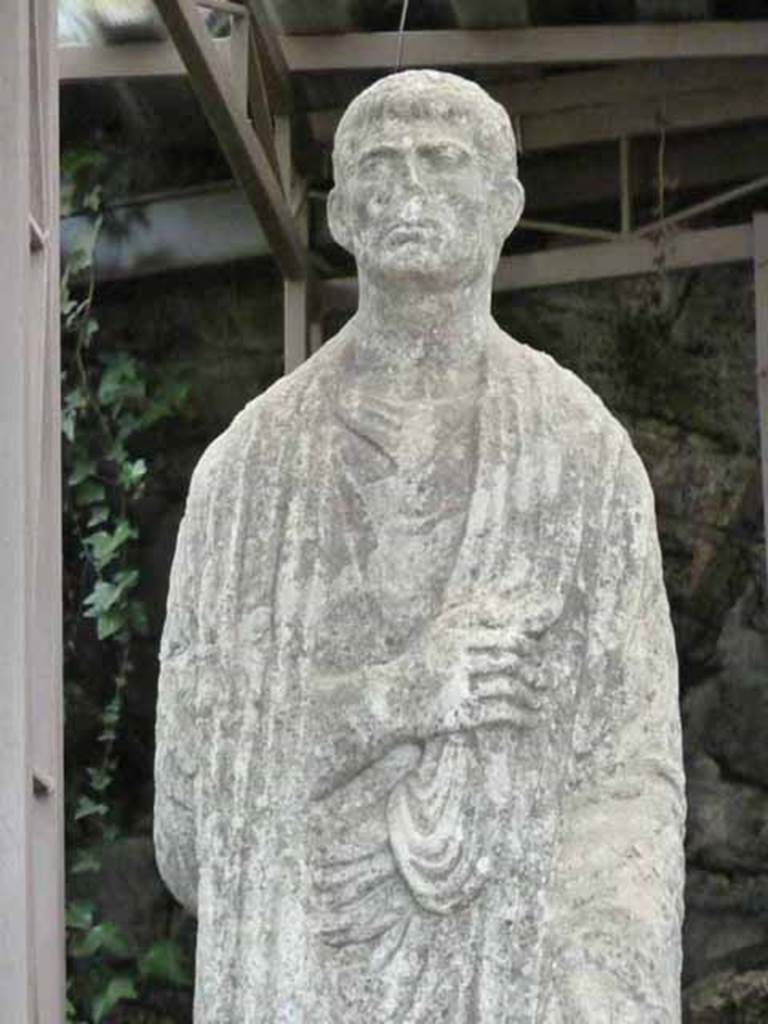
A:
62,150,193,1022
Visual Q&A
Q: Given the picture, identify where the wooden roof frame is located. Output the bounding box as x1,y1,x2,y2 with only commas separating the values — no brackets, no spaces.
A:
59,6,768,563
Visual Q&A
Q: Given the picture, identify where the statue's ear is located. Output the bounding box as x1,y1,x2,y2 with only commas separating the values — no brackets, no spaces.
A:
327,186,354,255
493,177,525,242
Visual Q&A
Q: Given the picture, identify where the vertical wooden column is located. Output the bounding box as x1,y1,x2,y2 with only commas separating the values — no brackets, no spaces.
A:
28,0,65,1019
755,213,768,582
0,1,63,1021
309,319,324,355
275,114,309,373
0,2,34,1018
619,136,631,235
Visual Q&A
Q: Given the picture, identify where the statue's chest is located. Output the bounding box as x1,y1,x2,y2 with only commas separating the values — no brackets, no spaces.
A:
313,391,479,672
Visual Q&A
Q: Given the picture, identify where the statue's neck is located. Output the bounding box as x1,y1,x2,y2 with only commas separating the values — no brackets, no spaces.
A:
346,273,494,401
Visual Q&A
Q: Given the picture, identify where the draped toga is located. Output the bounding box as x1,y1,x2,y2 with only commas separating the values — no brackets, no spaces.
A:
154,327,685,1023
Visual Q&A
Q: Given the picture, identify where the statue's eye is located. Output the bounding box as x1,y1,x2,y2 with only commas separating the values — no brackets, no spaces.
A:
358,148,401,175
421,144,470,170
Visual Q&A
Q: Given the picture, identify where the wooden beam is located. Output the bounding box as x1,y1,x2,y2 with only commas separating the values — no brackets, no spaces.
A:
241,0,292,113
755,212,768,582
519,219,619,242
309,78,768,153
489,58,768,117
59,40,768,90
152,0,306,279
519,84,768,152
282,22,768,73
58,39,188,81
322,223,752,309
635,174,768,237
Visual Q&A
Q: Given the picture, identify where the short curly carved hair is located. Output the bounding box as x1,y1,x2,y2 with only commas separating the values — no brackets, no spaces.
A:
332,70,519,189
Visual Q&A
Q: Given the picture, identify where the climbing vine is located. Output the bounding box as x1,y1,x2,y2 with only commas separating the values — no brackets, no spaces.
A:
61,150,192,1023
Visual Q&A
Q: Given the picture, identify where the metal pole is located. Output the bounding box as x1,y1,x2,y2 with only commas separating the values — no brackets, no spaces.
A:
754,213,768,582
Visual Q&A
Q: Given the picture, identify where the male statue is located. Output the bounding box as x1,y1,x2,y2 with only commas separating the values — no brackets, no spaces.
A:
155,71,685,1023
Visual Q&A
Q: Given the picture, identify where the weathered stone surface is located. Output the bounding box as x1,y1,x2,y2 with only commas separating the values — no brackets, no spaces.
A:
155,71,685,1022
684,967,768,1023
701,584,768,789
685,755,768,875
683,868,768,985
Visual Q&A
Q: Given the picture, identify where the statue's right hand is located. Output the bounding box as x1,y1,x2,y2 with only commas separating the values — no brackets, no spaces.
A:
421,608,547,738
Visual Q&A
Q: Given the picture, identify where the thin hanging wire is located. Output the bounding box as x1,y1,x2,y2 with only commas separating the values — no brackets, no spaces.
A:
394,0,412,71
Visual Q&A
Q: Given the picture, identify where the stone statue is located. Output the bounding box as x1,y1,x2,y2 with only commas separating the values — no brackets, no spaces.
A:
155,70,685,1023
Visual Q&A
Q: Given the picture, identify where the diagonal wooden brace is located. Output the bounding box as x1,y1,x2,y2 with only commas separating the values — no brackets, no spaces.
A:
153,0,306,279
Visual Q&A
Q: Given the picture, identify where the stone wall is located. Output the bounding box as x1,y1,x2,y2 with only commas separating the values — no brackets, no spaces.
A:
87,258,767,1021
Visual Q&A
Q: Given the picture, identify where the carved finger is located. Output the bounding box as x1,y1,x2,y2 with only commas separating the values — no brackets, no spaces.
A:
468,696,539,730
472,679,542,711
466,651,522,677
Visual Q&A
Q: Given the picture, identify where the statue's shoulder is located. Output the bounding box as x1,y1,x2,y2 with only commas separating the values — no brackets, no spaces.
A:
187,333,348,501
488,327,628,449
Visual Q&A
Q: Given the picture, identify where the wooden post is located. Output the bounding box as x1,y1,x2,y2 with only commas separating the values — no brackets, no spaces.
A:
0,3,36,1019
620,136,631,234
754,213,768,582
0,1,63,1020
309,319,324,355
276,114,309,373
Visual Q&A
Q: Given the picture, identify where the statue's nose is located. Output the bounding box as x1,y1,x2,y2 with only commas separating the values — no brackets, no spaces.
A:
400,151,428,195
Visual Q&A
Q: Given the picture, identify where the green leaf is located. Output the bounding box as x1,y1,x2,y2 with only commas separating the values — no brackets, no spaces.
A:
96,608,127,641
75,480,106,507
64,386,87,412
84,570,139,618
115,411,141,441
102,823,120,844
92,975,137,1024
139,939,191,986
86,765,113,793
74,795,108,821
87,506,110,528
119,458,147,490
128,600,149,636
68,459,97,486
102,695,122,726
98,354,145,409
73,921,132,959
82,317,99,347
141,377,191,427
83,185,103,213
70,849,101,875
84,521,136,569
66,246,92,277
62,407,76,443
66,901,95,931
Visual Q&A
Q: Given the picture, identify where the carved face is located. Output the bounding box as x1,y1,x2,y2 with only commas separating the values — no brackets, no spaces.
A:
330,115,516,288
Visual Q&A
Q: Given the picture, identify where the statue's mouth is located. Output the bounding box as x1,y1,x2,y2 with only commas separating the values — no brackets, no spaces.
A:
385,220,439,245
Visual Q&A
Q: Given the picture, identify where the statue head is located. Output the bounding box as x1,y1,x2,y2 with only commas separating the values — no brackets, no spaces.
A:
328,70,525,291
